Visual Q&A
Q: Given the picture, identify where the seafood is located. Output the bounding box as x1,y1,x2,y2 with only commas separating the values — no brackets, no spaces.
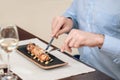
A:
26,43,53,64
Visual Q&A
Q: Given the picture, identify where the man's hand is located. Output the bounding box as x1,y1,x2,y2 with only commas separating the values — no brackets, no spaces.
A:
51,16,73,38
61,29,104,52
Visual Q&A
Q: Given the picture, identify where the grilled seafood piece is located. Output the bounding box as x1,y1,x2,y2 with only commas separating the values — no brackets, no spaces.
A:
26,43,52,64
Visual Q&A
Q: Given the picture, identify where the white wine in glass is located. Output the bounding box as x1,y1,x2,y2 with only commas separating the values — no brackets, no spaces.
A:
0,24,19,80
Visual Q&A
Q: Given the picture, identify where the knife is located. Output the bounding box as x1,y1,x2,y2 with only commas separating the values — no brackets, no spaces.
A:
45,37,54,51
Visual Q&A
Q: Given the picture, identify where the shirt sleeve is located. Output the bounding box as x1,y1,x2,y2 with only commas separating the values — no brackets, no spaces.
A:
62,0,79,29
100,35,120,64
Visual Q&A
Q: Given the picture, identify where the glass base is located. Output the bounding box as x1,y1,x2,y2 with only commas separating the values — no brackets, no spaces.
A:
0,73,18,80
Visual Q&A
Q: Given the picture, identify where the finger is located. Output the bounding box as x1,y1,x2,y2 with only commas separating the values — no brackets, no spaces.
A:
61,44,65,52
74,39,85,48
56,25,70,37
52,19,64,37
61,36,71,52
63,36,72,52
69,38,76,48
65,46,72,52
64,34,72,46
51,21,58,37
74,41,80,48
61,43,72,53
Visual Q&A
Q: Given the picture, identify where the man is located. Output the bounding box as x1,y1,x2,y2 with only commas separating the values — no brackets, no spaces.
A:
51,0,120,80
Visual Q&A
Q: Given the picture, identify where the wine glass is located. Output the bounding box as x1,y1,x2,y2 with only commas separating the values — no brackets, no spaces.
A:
0,24,19,80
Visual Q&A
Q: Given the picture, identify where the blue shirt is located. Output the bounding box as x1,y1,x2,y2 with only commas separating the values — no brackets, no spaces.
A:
63,0,120,80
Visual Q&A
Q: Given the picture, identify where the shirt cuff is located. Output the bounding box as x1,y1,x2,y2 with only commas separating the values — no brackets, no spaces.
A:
63,14,79,29
100,35,120,64
100,35,120,55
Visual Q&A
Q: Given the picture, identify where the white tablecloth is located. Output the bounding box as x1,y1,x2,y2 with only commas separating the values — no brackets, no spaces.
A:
0,38,95,80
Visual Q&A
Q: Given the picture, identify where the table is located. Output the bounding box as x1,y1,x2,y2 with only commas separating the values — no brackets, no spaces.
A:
17,27,113,80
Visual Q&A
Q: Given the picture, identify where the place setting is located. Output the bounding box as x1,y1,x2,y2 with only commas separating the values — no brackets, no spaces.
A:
0,24,95,80
0,24,69,80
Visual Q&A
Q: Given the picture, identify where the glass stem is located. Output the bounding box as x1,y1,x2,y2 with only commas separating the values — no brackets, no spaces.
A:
7,53,10,75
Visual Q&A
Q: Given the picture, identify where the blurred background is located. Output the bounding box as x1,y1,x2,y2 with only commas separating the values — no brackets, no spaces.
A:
0,0,78,55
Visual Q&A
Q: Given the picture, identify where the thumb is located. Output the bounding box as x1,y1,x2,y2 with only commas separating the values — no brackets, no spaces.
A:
56,26,70,37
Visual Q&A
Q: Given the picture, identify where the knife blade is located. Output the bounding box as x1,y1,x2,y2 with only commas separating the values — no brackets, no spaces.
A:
45,37,54,51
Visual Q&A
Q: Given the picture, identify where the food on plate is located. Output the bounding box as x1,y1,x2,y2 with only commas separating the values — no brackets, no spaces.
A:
26,43,53,64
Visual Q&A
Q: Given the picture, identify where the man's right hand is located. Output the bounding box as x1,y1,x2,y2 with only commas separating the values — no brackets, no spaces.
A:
51,16,73,38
